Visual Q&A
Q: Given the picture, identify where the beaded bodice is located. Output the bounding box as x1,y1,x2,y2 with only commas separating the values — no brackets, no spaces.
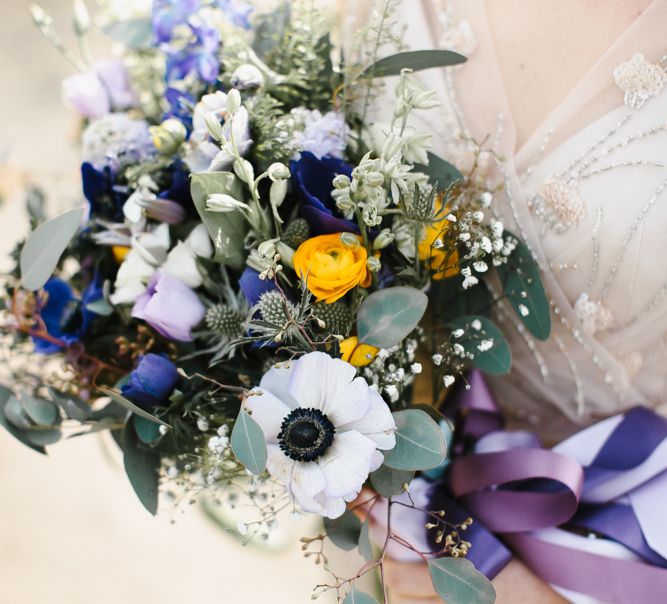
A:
369,0,667,439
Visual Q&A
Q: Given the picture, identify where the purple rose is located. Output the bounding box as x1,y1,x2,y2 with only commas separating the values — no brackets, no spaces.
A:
121,353,179,408
132,271,205,341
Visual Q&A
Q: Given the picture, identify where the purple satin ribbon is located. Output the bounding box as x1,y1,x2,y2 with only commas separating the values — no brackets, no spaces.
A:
430,370,667,603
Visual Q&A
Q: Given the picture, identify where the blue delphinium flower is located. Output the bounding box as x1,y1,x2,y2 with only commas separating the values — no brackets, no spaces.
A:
290,152,358,235
215,0,253,29
152,0,201,43
33,276,104,354
121,353,180,408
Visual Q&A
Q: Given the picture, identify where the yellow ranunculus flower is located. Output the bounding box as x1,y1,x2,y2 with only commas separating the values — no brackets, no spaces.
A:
418,199,459,281
340,336,379,367
294,233,371,304
112,245,131,263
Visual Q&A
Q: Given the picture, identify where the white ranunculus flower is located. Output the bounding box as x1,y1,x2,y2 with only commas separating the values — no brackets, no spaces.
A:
245,352,397,518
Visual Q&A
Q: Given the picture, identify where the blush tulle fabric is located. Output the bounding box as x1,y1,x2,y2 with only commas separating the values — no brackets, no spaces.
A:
353,0,667,442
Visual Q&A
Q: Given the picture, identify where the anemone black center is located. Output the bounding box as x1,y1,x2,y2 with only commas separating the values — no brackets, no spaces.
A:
278,407,335,462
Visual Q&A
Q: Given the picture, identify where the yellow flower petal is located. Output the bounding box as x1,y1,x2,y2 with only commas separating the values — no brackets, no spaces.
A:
340,336,379,367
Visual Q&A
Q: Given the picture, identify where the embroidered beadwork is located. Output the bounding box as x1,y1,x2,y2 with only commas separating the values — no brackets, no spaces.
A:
574,293,614,335
529,178,586,233
613,52,666,109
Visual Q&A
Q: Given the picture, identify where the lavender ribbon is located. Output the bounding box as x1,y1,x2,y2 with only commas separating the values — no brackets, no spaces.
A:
431,371,667,603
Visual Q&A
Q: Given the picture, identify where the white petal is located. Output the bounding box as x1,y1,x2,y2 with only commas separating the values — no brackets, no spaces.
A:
244,390,290,444
266,444,294,483
260,363,299,409
185,224,213,258
318,430,377,498
288,352,369,425
338,388,396,451
321,495,346,519
162,241,202,288
370,449,385,472
288,462,327,515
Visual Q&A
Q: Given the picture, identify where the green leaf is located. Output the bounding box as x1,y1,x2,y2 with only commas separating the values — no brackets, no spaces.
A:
133,415,162,444
102,18,153,49
448,316,511,375
369,464,414,497
414,152,464,191
358,518,373,561
0,388,46,454
20,207,84,291
383,409,447,471
430,275,492,324
497,236,551,341
428,558,496,604
324,510,362,551
191,172,249,270
49,389,91,422
24,427,61,446
231,408,267,475
98,387,171,429
21,396,59,426
342,587,379,604
122,422,160,515
86,298,113,316
361,50,467,79
357,287,428,348
4,396,33,429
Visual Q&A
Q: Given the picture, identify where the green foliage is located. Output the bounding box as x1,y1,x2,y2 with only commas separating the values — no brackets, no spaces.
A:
102,18,154,49
383,409,447,471
246,94,296,168
342,588,379,604
99,387,171,428
428,558,496,604
122,422,161,516
430,275,492,325
497,236,551,341
357,287,428,349
358,518,373,561
323,509,362,551
369,464,414,497
414,152,464,192
20,207,84,291
230,408,267,475
190,172,249,270
360,49,467,78
448,316,511,375
133,415,162,445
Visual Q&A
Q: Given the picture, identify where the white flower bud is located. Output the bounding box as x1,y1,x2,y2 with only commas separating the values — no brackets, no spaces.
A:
203,111,223,141
73,0,91,36
257,240,277,263
231,64,264,90
206,193,249,213
150,118,187,155
339,232,359,247
233,158,255,185
270,179,288,208
373,228,395,250
267,162,290,181
226,89,242,116
366,256,381,272
332,174,350,189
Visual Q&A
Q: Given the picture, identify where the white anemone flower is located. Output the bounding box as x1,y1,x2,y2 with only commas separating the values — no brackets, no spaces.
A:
245,352,397,518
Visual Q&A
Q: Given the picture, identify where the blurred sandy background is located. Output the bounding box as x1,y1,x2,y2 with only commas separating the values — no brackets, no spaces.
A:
0,1,362,602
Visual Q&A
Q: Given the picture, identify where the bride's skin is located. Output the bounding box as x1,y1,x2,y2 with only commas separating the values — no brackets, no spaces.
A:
368,1,655,602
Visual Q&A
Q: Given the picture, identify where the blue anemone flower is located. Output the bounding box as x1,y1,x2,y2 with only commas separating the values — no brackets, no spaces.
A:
121,353,180,408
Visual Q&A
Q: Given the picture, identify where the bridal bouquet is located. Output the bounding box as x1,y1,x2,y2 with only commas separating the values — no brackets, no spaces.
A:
2,1,552,602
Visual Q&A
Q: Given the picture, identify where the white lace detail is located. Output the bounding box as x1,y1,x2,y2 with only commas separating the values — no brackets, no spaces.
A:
574,293,614,335
433,1,478,56
613,52,666,109
622,351,643,378
529,177,586,233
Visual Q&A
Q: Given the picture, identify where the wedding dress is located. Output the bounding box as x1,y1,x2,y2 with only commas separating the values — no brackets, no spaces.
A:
355,0,667,441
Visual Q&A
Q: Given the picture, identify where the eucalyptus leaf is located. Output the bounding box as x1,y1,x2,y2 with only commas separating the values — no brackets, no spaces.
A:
430,275,491,324
428,558,496,604
361,50,466,79
231,408,267,475
21,396,59,426
342,588,379,604
358,518,373,561
102,18,154,48
383,409,447,471
497,236,551,341
0,388,46,454
122,422,160,515
134,415,162,444
357,287,428,348
98,387,171,428
448,316,511,375
414,152,464,191
191,172,249,270
369,464,414,497
323,509,362,551
20,207,84,291
49,388,92,422
4,396,33,429
24,427,62,446
86,298,113,316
